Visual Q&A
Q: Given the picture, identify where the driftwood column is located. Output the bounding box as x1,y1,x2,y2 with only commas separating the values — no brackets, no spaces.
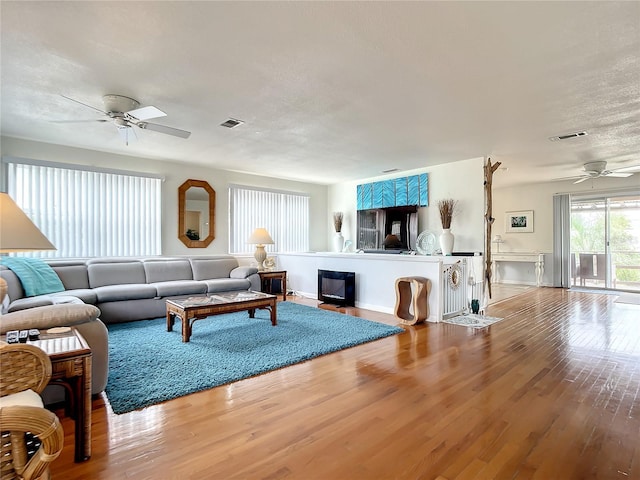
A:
484,157,501,299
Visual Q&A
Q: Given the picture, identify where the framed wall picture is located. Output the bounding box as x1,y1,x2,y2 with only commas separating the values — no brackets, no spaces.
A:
506,210,534,233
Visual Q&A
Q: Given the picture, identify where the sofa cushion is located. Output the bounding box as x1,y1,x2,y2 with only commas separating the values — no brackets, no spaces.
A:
0,304,101,333
151,280,207,297
52,289,98,304
201,278,252,293
0,389,43,408
190,257,239,281
7,294,85,313
144,259,193,283
93,284,157,302
7,296,54,313
87,261,146,288
96,298,166,324
230,266,259,279
50,264,91,290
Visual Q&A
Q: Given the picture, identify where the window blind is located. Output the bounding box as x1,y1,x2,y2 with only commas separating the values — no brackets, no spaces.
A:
229,185,309,254
6,160,162,257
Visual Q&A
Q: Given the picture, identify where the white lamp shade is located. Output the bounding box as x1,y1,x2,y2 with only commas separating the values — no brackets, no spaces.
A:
247,228,274,245
0,193,56,252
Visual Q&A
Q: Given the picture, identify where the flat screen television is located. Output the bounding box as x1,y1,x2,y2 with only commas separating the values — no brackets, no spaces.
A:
356,205,418,252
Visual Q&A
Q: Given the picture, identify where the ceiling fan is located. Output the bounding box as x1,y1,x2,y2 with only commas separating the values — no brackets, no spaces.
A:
58,94,191,145
572,161,639,184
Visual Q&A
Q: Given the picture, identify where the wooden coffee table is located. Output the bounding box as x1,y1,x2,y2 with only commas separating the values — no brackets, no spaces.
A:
166,291,277,342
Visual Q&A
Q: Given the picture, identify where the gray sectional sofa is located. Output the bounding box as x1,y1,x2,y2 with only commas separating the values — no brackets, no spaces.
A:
0,255,260,399
2,255,260,323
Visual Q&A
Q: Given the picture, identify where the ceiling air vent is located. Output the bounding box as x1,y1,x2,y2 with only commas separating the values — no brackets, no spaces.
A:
220,118,244,129
548,131,588,141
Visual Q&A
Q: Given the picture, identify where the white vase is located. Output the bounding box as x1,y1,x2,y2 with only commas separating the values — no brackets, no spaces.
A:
439,229,454,256
333,232,344,252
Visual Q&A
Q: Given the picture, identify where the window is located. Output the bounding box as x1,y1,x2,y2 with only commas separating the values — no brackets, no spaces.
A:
570,193,640,291
229,185,309,254
4,158,162,257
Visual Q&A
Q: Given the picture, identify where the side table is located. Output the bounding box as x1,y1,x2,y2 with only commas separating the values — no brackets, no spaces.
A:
29,328,92,462
258,270,287,301
394,276,430,325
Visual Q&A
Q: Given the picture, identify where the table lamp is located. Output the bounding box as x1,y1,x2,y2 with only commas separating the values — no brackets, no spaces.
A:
247,228,274,271
0,193,56,304
492,234,504,253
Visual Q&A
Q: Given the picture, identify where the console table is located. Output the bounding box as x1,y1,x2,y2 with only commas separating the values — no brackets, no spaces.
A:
492,253,544,287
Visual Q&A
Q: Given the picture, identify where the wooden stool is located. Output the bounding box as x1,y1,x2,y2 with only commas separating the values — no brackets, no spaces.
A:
394,276,430,325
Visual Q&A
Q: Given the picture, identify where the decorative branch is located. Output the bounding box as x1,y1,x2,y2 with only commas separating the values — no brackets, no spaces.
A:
484,157,501,299
332,211,343,233
437,199,457,229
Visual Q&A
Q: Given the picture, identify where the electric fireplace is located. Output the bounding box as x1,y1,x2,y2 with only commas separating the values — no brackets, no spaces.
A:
317,269,355,307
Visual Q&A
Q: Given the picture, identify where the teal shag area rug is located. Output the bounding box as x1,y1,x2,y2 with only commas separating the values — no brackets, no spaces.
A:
106,302,403,414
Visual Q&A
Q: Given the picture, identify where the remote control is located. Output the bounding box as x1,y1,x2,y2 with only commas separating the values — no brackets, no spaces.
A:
18,330,29,343
28,329,40,341
6,330,19,344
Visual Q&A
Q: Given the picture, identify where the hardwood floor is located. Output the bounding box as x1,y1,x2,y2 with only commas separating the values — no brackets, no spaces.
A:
487,283,534,305
51,288,640,479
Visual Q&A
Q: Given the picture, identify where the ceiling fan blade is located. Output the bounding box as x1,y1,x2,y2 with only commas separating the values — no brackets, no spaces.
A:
50,119,109,123
127,105,166,121
606,172,633,178
138,122,191,139
612,164,640,173
573,177,589,184
60,94,108,114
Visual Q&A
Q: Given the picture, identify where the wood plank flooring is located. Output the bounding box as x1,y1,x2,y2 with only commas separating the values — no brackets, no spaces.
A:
51,288,640,479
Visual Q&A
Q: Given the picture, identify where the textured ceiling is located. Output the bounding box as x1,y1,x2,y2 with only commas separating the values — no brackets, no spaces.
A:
1,1,639,187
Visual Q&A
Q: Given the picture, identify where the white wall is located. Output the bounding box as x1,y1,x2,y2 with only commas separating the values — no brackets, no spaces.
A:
328,157,486,253
1,137,329,256
493,175,640,285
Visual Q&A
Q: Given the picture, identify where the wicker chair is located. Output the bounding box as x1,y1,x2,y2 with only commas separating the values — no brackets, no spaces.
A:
0,343,64,480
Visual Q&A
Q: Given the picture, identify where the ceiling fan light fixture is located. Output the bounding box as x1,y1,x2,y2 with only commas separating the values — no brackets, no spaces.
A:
548,131,588,142
113,117,129,128
583,161,607,173
102,94,139,114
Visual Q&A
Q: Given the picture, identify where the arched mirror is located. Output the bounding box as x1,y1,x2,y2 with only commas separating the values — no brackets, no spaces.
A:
178,179,215,248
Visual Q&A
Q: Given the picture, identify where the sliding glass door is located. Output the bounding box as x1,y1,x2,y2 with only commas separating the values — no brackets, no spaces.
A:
570,194,640,292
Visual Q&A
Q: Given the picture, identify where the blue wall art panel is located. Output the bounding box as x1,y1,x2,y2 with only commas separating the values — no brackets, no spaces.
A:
357,173,428,210
357,183,373,210
419,173,428,206
382,180,395,207
395,177,408,206
407,175,419,205
372,181,384,208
